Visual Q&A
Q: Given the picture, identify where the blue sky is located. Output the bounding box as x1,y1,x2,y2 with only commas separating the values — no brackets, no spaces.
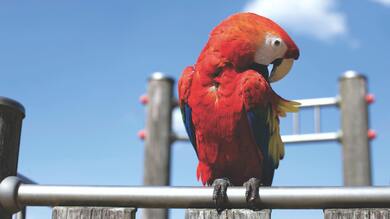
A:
1,1,390,218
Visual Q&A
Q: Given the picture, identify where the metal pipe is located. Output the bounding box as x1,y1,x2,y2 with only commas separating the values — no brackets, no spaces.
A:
314,106,321,133
174,132,341,144
292,112,300,134
172,97,339,110
295,97,339,108
281,132,341,144
2,183,388,210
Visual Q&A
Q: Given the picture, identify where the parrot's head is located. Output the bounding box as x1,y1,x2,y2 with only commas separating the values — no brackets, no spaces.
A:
211,13,299,82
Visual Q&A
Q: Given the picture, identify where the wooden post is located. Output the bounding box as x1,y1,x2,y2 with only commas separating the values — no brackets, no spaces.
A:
142,73,174,219
52,207,137,219
324,209,390,219
185,209,271,219
0,97,25,219
339,71,372,186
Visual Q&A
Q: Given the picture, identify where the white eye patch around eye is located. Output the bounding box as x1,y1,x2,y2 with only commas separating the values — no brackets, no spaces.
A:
254,34,287,65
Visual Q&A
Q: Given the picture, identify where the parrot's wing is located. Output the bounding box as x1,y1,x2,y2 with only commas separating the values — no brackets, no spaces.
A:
246,107,273,185
242,71,299,185
178,66,198,157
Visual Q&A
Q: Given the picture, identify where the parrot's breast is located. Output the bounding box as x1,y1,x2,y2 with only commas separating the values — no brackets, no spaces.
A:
188,70,263,185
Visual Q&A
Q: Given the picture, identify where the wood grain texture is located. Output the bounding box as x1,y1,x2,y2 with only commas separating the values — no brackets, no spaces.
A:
185,209,271,219
143,76,174,219
52,207,137,219
339,74,372,186
324,209,390,219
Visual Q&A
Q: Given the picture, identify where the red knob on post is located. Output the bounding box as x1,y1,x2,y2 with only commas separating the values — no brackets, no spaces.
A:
365,94,375,104
368,129,376,140
138,130,146,140
139,94,149,105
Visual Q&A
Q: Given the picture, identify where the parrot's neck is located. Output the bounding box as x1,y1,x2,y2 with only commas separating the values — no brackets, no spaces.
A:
249,63,269,81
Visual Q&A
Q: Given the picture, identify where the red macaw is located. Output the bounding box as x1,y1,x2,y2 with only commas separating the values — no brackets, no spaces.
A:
178,13,299,209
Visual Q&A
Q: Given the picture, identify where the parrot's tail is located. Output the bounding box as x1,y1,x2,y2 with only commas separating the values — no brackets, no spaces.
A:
196,162,212,186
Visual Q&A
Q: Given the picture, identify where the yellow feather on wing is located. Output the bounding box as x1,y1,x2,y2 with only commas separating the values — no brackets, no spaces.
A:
267,98,300,167
277,99,300,116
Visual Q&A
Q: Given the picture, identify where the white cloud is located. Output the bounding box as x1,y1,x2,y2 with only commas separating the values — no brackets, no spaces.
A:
243,0,347,41
372,0,390,7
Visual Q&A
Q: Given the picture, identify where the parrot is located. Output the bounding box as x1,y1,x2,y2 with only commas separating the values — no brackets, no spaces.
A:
178,12,300,210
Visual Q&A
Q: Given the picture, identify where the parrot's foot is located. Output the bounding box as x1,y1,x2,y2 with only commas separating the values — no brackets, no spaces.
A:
212,178,231,213
243,177,263,210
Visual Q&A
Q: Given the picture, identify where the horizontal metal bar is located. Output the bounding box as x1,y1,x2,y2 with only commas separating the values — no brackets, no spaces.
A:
281,132,341,144
294,97,339,108
10,184,390,210
173,97,339,110
1,177,389,211
175,132,341,144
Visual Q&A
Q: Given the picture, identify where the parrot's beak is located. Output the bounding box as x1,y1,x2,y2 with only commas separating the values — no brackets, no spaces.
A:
269,58,294,83
269,45,299,83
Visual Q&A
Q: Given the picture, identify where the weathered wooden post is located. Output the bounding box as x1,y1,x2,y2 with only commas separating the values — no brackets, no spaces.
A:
339,71,372,186
143,72,174,219
185,209,271,219
324,209,390,219
52,207,137,219
323,72,377,219
0,97,25,219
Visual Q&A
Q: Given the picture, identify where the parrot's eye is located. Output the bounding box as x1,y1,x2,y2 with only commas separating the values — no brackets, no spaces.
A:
273,39,281,47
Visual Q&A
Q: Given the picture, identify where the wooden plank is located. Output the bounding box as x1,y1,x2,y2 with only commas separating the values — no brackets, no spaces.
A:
324,209,390,219
185,209,271,219
52,207,137,219
52,207,68,219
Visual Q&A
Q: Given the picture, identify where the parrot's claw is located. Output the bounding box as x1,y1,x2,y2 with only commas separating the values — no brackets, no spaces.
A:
243,178,262,210
212,178,231,213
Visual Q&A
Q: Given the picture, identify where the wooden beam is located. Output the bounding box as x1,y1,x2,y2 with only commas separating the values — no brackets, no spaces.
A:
185,209,271,219
324,209,390,219
52,207,137,219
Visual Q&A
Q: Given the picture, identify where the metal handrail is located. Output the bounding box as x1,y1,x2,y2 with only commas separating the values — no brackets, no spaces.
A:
173,97,341,144
1,177,390,213
174,132,341,144
295,97,339,108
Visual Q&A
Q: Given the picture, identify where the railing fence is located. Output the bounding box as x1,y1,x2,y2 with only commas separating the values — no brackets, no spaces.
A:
0,70,379,219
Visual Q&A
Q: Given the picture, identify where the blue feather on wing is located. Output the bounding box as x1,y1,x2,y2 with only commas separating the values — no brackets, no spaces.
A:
246,107,276,186
182,104,198,156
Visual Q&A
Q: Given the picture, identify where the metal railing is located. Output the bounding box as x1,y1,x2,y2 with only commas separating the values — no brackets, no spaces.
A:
0,71,375,218
13,174,36,219
174,96,341,144
1,176,390,214
139,71,374,219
